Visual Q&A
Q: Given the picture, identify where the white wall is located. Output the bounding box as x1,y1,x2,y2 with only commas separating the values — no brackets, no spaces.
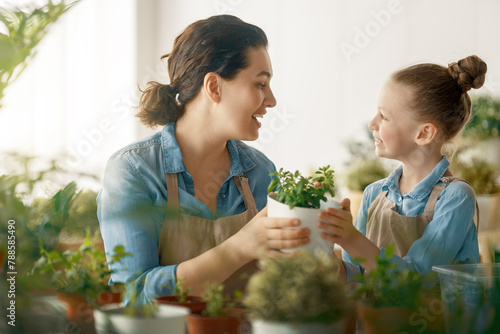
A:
1,0,499,193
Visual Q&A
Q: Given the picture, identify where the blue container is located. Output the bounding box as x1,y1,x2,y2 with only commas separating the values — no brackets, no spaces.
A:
432,264,500,334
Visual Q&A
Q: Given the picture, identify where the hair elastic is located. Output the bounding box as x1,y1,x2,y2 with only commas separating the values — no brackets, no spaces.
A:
175,93,182,106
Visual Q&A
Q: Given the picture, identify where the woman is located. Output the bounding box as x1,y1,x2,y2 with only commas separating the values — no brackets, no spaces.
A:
97,15,310,304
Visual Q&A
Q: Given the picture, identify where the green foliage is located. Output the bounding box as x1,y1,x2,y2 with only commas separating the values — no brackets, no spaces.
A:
0,1,78,106
353,245,435,310
451,157,500,195
344,159,389,191
268,166,335,209
202,283,227,316
173,278,191,303
243,250,350,323
464,95,500,140
31,230,132,302
124,275,158,317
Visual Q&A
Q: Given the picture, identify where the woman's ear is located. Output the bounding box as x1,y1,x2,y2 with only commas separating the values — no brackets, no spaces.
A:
415,122,439,145
203,72,221,103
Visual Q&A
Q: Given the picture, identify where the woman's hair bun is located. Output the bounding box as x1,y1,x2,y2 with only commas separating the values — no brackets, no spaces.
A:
448,55,487,92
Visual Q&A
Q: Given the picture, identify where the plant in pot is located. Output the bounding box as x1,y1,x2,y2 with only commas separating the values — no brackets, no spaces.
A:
243,249,353,334
30,230,131,333
353,245,442,334
153,278,207,314
267,165,342,254
94,276,191,334
186,282,246,334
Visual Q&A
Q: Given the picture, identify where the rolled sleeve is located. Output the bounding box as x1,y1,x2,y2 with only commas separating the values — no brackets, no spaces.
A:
97,151,175,304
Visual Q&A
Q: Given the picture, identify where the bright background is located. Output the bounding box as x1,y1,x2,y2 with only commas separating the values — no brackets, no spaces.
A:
1,0,500,196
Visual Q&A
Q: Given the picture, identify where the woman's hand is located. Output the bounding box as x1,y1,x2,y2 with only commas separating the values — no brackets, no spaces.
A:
232,205,311,262
316,198,363,247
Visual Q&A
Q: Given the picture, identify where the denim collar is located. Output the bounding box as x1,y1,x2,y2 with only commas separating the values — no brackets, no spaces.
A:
160,122,256,176
382,155,450,201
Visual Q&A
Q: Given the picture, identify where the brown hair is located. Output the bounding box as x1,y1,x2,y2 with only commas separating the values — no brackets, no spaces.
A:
391,55,487,141
136,15,268,127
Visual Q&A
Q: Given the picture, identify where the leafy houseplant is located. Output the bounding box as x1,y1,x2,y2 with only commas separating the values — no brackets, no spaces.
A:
267,166,341,254
243,250,352,334
94,276,190,334
0,0,78,106
353,246,442,334
464,95,500,140
344,159,389,193
268,165,335,209
186,283,245,334
154,278,207,314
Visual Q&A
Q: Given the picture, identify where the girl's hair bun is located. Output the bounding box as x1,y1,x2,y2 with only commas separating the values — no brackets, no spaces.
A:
448,55,487,92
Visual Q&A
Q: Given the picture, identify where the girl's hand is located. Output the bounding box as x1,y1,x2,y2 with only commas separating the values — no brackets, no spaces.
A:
316,198,363,247
232,205,311,261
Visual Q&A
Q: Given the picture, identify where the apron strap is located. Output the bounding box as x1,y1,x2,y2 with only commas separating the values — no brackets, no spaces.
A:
422,169,480,230
234,175,258,213
165,173,180,208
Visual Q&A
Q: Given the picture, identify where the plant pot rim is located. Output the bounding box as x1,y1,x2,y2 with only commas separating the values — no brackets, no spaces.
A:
96,303,190,319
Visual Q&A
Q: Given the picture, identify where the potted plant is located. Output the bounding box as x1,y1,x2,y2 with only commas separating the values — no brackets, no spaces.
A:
30,230,131,333
186,282,246,334
243,249,352,334
154,278,207,314
463,94,500,166
94,277,191,334
267,165,341,254
353,245,443,334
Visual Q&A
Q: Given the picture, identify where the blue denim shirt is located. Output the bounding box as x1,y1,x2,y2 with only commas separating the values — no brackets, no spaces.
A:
342,156,479,281
97,122,276,304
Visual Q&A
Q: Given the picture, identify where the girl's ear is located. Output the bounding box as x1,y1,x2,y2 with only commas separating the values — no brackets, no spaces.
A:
415,122,438,145
203,72,222,103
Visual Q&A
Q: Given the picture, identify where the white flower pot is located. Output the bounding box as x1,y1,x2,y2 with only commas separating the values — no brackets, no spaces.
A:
252,319,344,334
94,303,190,334
267,194,342,254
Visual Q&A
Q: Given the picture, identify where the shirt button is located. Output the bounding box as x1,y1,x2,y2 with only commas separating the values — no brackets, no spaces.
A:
220,194,226,199
398,198,402,202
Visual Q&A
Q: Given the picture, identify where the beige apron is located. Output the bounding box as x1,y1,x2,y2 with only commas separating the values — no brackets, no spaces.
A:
158,173,259,295
366,169,479,257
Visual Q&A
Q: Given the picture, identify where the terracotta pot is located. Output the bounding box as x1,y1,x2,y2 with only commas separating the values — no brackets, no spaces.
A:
57,292,95,334
187,313,243,334
357,302,413,334
97,291,122,306
154,295,207,314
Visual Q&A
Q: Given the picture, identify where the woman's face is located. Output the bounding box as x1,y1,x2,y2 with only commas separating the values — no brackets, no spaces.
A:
218,46,277,141
369,79,420,162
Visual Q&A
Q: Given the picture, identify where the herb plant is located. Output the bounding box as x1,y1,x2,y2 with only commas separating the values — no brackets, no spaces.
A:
353,245,435,310
202,283,226,316
243,250,350,323
31,230,132,302
268,165,335,209
174,278,191,303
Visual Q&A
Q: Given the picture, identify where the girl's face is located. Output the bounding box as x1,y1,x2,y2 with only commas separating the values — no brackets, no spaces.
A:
369,79,421,161
218,47,277,141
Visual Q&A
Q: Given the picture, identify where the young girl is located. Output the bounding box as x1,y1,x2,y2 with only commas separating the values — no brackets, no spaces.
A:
318,55,487,280
97,15,310,304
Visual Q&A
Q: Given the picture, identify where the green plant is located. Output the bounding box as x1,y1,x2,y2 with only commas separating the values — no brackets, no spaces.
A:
124,275,158,317
0,0,78,106
353,245,435,310
344,158,389,191
463,95,500,140
202,283,226,316
451,157,500,195
243,250,350,324
173,278,191,303
268,165,335,209
31,230,132,302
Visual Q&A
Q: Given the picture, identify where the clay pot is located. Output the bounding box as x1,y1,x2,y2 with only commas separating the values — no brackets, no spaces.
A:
57,292,95,334
154,295,207,314
187,313,243,334
357,302,413,334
